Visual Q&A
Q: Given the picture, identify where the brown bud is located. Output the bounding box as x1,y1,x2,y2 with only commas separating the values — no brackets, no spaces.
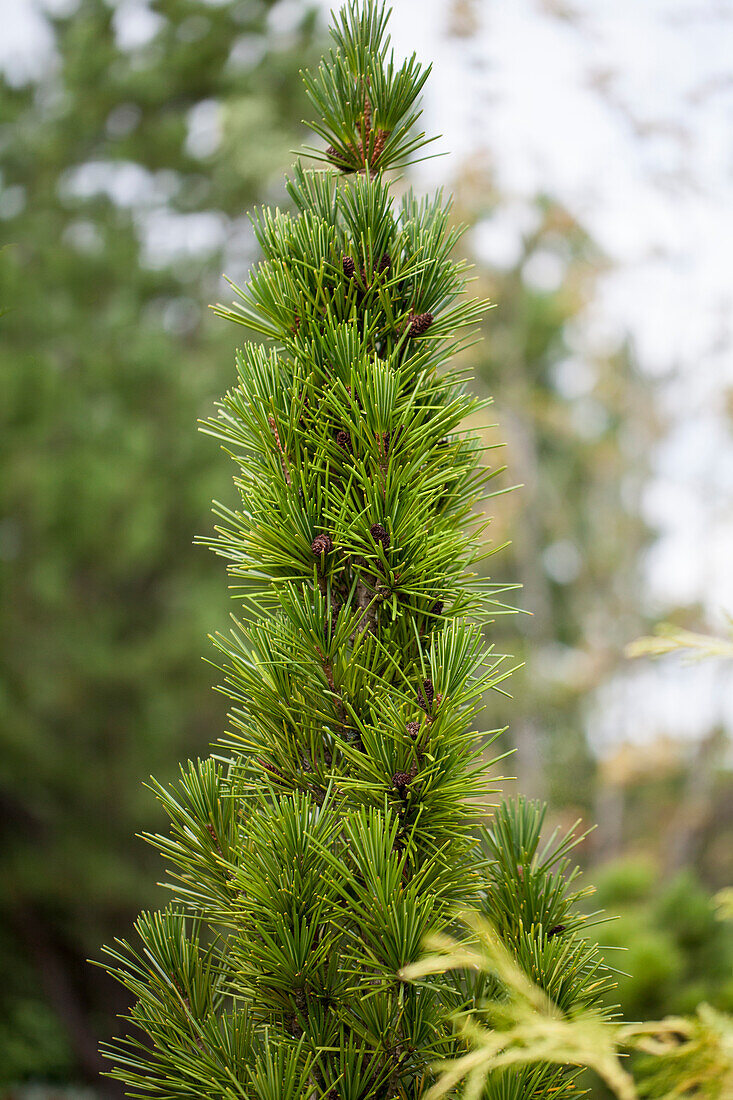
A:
392,771,412,791
336,429,352,453
431,600,444,617
311,533,333,556
362,87,372,135
257,758,285,782
384,424,404,455
326,144,355,173
370,522,390,549
342,255,356,279
406,721,420,738
548,925,566,939
408,311,434,337
371,128,390,163
377,252,391,276
417,678,435,713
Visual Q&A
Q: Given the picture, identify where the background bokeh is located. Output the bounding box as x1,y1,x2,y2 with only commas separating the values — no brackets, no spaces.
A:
1,0,732,1095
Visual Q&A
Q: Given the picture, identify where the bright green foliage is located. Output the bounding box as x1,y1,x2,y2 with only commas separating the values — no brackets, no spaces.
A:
300,1,435,170
102,4,616,1097
480,801,613,1014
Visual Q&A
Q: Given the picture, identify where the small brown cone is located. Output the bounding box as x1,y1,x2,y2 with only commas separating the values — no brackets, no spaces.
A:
370,522,390,550
311,534,333,556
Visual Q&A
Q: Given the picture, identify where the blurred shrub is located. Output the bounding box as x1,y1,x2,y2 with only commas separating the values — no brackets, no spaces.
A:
594,857,733,1021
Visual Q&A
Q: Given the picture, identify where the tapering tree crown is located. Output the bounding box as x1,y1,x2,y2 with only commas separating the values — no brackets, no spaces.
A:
101,5,614,1098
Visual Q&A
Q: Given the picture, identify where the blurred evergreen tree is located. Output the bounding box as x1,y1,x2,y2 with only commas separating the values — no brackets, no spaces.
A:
451,164,654,815
0,0,318,1088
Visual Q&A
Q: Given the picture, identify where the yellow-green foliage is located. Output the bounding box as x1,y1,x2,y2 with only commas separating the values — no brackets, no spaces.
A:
402,915,733,1100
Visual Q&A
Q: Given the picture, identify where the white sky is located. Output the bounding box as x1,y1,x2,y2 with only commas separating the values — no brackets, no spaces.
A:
3,0,733,750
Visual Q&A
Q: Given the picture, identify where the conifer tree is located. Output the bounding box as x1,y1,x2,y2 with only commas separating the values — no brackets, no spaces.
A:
102,4,617,1096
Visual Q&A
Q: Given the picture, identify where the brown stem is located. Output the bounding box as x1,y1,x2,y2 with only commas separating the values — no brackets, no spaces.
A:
206,821,224,861
385,1031,412,1092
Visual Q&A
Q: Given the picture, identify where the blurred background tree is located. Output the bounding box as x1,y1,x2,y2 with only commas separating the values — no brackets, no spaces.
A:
0,0,318,1090
450,158,653,816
